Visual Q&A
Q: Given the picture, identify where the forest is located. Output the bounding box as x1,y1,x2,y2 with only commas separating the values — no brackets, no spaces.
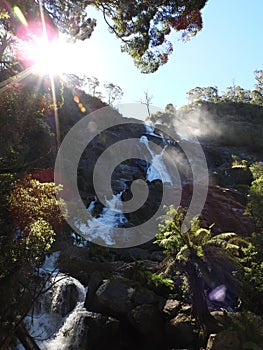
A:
0,1,263,350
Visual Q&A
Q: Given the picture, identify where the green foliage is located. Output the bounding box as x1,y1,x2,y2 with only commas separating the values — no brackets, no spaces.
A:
10,176,65,230
247,176,263,229
155,206,252,322
249,162,263,180
0,81,56,172
94,0,208,72
187,86,219,104
147,103,176,127
185,69,263,107
147,271,174,290
221,85,252,103
155,205,240,260
1,0,208,74
8,175,66,266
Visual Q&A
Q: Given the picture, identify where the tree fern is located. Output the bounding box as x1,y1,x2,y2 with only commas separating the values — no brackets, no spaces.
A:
155,205,252,323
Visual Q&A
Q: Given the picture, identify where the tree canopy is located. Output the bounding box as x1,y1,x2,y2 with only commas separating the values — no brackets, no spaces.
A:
0,0,208,74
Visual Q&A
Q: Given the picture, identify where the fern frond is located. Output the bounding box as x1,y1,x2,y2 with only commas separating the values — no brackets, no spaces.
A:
212,232,237,241
176,245,190,261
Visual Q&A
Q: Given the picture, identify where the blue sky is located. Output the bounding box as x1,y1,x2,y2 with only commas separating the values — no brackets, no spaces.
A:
76,0,263,110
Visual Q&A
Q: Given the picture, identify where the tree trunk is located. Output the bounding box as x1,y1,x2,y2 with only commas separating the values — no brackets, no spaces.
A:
186,262,211,324
15,323,41,350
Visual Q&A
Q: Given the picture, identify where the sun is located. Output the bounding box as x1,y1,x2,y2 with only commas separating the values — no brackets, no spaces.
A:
18,33,78,76
26,36,76,76
14,5,104,79
16,20,95,77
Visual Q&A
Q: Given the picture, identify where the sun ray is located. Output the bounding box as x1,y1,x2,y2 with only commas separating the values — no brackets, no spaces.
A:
38,0,60,149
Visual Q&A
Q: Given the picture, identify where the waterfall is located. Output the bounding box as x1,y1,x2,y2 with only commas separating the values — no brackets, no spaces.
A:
144,123,155,136
140,135,172,185
77,193,127,246
144,123,164,140
17,252,89,350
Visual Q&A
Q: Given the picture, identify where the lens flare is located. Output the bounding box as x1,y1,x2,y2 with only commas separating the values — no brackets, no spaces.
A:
13,6,28,27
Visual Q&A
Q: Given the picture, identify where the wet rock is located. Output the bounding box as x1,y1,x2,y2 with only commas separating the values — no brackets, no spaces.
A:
51,280,79,317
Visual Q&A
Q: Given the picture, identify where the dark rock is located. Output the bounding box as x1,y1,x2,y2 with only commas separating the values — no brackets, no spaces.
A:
150,250,166,262
51,280,79,317
128,304,164,342
86,277,135,317
58,245,123,285
115,248,151,261
215,167,253,187
206,330,241,350
112,260,159,279
164,314,197,348
181,184,254,236
162,299,181,319
132,286,165,308
79,311,121,350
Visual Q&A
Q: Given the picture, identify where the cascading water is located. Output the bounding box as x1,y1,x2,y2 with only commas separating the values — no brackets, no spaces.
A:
76,193,127,245
18,252,89,350
140,135,172,185
76,128,174,246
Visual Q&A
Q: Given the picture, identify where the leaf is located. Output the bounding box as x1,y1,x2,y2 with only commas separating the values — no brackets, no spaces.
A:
176,245,190,261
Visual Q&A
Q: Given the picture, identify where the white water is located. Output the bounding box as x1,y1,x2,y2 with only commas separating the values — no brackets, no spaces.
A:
144,123,164,140
87,198,96,214
77,193,127,245
140,135,172,185
18,253,89,350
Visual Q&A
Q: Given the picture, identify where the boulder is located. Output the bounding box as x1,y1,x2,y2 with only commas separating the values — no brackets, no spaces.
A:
162,299,181,319
164,314,197,348
206,330,241,350
79,311,121,350
128,304,165,345
181,184,254,236
51,280,79,317
129,304,164,334
85,277,135,317
58,245,123,285
131,286,164,307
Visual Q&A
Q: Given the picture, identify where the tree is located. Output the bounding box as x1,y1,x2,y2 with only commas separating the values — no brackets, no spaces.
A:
140,91,153,117
104,82,123,105
0,174,66,347
221,85,251,103
252,70,263,105
186,86,219,104
147,103,176,127
247,174,263,230
155,206,244,324
1,0,208,74
254,69,263,95
86,76,103,98
0,79,57,173
42,0,97,41
95,0,208,72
